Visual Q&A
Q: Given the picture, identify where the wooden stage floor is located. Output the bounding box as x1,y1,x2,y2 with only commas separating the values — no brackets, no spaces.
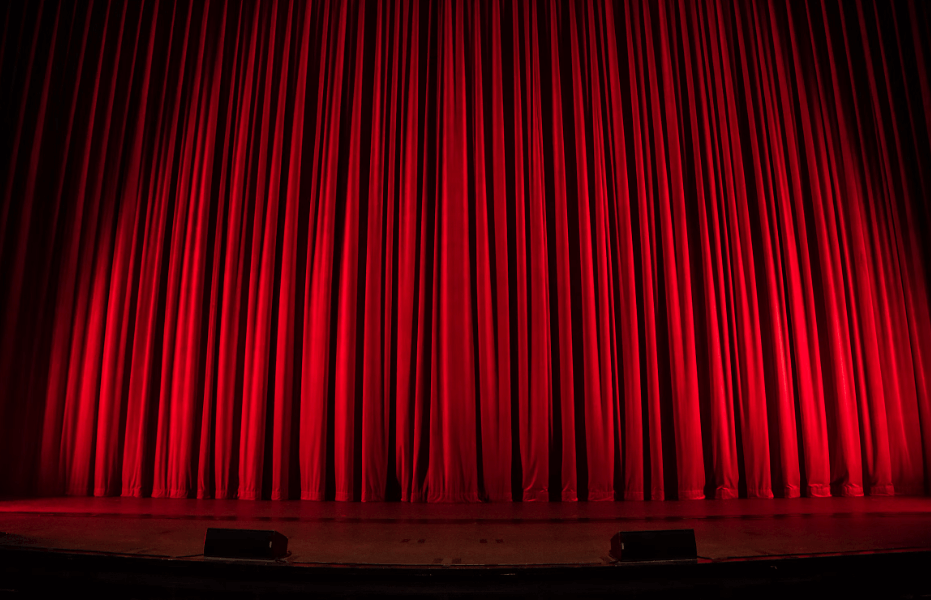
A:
3,496,931,597
2,496,930,566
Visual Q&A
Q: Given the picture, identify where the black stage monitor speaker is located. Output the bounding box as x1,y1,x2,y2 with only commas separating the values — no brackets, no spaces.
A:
609,529,697,562
204,528,288,560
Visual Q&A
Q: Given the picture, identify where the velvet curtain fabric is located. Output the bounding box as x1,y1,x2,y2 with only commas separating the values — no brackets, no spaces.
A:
1,0,930,502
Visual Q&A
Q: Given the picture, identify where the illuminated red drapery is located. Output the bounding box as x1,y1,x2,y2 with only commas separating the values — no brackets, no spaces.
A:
1,0,930,502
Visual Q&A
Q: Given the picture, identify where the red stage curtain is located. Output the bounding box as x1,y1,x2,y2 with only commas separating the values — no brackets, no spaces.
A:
1,0,930,502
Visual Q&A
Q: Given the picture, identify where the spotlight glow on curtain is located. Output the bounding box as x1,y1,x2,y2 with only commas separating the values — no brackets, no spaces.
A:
1,0,930,502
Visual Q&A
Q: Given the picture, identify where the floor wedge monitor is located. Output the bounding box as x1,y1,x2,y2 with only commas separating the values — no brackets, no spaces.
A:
204,528,288,560
610,529,697,562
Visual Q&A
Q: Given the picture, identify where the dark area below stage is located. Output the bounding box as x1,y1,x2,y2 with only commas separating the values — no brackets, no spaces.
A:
2,547,930,599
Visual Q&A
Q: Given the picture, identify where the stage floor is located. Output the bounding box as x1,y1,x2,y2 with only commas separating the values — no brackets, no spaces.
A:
2,496,930,567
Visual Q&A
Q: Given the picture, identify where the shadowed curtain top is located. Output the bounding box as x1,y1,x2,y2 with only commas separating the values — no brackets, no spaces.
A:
1,0,930,502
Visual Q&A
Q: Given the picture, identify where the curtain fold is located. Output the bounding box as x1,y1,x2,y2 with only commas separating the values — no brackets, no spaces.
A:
1,0,930,502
